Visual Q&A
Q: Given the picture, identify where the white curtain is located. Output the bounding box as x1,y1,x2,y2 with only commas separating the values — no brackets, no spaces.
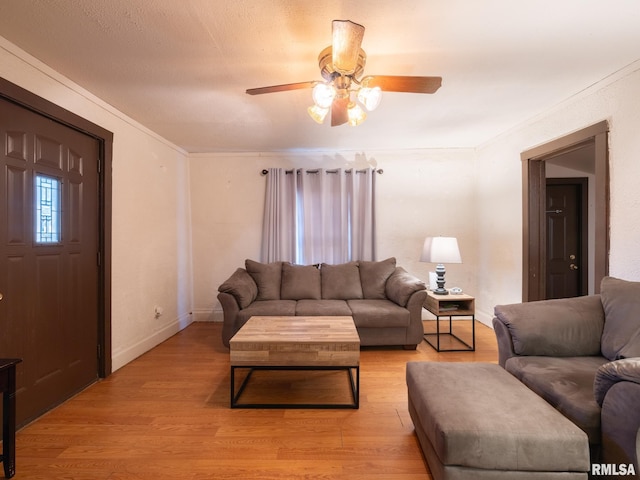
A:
261,168,376,264
260,168,296,262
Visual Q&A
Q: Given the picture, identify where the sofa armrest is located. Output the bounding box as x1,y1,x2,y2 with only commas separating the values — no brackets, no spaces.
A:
218,268,258,309
218,292,241,348
493,294,604,358
594,357,640,406
492,316,517,367
598,364,640,469
405,289,428,346
384,267,426,307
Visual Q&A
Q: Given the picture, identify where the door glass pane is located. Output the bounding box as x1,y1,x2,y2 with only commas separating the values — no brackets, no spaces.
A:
35,174,61,243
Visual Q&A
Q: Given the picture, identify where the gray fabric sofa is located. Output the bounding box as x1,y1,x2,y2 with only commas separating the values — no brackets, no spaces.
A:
493,276,640,475
217,257,427,349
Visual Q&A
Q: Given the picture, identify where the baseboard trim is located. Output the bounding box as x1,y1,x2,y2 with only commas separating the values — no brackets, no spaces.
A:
192,308,223,322
112,313,193,372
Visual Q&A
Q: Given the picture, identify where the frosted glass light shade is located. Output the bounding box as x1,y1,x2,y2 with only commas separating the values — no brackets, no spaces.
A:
307,105,329,124
347,102,366,126
357,86,382,111
312,82,336,108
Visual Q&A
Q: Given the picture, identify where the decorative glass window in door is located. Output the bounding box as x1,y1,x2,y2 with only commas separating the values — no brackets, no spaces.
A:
35,174,61,243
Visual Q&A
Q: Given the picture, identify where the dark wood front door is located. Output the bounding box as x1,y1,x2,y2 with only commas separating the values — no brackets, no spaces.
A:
0,97,100,426
545,178,588,299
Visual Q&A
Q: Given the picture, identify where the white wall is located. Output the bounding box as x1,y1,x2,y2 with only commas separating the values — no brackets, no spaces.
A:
0,37,194,371
475,61,640,319
189,149,480,323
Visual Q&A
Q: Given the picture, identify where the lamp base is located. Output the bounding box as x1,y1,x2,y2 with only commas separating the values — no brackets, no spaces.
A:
434,263,448,295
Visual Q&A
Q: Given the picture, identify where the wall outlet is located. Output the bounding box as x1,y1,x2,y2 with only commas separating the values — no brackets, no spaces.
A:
154,306,163,319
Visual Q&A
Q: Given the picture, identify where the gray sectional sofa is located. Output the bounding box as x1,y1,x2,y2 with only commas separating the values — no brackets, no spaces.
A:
493,276,640,475
217,258,427,349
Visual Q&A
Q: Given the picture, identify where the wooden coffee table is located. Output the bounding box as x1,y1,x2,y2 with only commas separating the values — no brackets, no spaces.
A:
229,316,360,408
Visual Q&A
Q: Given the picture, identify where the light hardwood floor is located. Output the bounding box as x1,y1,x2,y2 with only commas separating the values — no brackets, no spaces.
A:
15,320,498,479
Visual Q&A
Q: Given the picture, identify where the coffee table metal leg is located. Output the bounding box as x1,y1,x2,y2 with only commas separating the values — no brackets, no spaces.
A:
230,367,256,408
230,366,359,409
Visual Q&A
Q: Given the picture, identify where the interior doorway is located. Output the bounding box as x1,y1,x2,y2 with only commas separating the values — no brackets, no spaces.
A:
0,77,113,427
545,178,588,299
521,121,609,302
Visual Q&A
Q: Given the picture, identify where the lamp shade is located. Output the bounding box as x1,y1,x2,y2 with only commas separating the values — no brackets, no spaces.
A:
420,237,462,264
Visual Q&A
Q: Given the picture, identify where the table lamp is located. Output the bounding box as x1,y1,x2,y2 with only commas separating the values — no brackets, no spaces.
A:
420,236,462,295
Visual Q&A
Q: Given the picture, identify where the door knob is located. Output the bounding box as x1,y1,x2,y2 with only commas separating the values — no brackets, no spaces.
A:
0,292,3,301
569,264,579,270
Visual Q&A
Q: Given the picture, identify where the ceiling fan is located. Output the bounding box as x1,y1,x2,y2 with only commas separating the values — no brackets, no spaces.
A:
246,19,442,127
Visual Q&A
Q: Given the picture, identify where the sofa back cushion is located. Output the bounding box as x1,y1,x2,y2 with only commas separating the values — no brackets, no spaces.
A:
359,257,396,299
600,276,640,360
245,259,282,300
281,263,321,300
494,295,604,357
321,262,363,300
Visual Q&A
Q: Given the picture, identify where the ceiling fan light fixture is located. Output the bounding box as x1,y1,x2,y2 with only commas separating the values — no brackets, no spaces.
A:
357,86,382,111
308,104,329,124
347,102,366,126
312,82,337,108
246,20,442,128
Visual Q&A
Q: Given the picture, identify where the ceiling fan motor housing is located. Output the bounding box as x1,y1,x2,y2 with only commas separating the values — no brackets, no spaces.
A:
318,46,366,82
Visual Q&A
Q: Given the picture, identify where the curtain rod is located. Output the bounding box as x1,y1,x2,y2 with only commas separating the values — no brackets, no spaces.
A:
261,168,383,175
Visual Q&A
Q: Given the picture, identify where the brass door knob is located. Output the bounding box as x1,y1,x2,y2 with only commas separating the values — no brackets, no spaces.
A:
570,264,579,270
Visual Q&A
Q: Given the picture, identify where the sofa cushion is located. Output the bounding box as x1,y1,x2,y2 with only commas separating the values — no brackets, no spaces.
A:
235,300,297,325
218,268,258,309
505,355,609,444
245,259,282,300
281,263,321,300
347,299,410,328
295,299,353,316
494,295,604,357
385,267,426,307
359,257,396,299
320,262,363,300
600,276,640,360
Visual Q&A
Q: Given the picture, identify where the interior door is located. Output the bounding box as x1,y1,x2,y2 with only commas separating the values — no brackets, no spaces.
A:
545,178,587,299
0,97,100,426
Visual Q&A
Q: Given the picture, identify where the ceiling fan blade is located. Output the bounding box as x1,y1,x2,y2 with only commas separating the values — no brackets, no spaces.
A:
332,20,365,74
246,81,316,95
331,97,349,126
362,75,442,94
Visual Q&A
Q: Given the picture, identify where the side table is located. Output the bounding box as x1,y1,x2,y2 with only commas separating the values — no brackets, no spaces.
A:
423,290,475,352
0,359,21,479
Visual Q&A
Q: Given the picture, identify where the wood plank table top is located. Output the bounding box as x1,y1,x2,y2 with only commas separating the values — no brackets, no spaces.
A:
229,316,360,367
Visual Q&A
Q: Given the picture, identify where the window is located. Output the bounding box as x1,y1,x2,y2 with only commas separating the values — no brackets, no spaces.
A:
35,174,61,243
261,168,376,264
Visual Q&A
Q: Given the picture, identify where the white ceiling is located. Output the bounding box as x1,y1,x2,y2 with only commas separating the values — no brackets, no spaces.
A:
1,0,640,153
